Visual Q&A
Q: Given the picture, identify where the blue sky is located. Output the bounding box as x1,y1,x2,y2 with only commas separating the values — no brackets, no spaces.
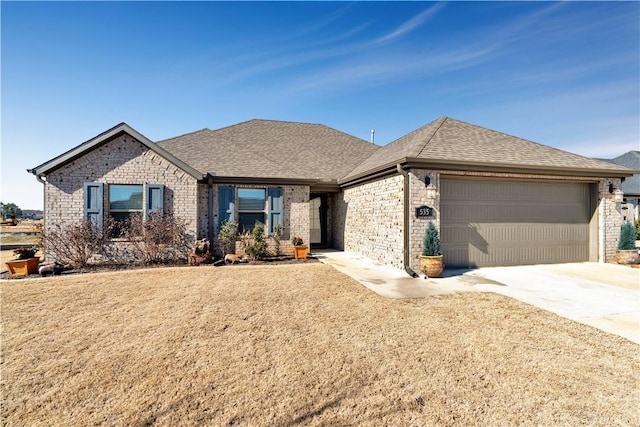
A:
1,1,638,210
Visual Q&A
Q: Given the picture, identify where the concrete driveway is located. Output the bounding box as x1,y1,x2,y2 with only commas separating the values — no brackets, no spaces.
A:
315,251,640,344
461,263,640,344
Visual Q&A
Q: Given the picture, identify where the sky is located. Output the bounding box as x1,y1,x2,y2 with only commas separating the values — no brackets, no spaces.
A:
1,1,638,210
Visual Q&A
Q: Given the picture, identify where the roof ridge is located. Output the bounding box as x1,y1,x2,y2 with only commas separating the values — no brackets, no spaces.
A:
156,127,211,144
416,116,448,158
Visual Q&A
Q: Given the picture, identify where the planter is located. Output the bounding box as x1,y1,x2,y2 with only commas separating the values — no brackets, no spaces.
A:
420,255,444,278
5,258,40,277
293,245,308,259
614,249,640,265
188,253,213,266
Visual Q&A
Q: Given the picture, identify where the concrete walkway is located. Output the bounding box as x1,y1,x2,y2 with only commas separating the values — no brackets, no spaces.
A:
314,250,640,343
314,249,475,298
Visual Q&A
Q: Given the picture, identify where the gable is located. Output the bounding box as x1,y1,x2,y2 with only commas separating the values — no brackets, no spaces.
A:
29,123,203,180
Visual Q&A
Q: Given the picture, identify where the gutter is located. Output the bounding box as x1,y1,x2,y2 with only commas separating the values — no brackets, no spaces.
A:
396,164,419,278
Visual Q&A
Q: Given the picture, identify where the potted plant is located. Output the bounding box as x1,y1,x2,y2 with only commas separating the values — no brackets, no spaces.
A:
5,246,40,277
291,236,308,259
188,237,212,265
614,221,640,264
419,221,444,277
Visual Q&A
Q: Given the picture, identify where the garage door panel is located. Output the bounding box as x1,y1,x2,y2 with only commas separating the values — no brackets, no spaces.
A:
441,180,590,268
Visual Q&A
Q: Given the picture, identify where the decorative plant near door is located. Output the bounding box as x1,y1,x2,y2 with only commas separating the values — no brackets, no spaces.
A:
420,221,444,277
615,221,640,264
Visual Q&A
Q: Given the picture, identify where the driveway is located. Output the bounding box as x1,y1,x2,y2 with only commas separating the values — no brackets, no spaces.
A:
460,263,640,344
316,251,640,344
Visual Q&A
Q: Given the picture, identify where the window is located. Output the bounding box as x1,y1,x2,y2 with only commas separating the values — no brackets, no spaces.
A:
82,182,164,235
217,186,283,234
238,188,266,233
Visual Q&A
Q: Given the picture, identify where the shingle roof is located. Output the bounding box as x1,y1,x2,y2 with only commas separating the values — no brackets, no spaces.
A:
600,151,640,195
157,119,378,181
343,116,633,181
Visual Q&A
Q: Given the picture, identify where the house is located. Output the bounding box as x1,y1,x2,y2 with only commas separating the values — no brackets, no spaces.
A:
599,151,640,222
29,117,635,273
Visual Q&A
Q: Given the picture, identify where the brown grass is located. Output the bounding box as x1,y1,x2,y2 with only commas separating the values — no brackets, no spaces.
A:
2,264,639,426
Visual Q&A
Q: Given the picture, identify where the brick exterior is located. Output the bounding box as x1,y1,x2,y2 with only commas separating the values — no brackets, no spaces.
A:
40,131,626,269
210,184,310,256
335,169,625,274
336,175,405,270
43,135,199,259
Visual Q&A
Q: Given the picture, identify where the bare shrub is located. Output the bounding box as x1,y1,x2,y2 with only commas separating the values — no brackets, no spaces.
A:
119,212,191,263
43,219,110,268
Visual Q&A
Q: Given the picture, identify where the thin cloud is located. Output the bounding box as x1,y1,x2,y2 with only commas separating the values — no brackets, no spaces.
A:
372,2,446,45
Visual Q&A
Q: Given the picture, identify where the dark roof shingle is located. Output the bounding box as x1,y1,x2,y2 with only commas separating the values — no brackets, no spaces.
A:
344,116,633,181
157,119,378,181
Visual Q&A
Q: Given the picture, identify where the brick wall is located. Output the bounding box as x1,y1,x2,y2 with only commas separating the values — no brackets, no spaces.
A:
210,184,310,256
598,178,624,262
338,175,404,269
44,135,199,259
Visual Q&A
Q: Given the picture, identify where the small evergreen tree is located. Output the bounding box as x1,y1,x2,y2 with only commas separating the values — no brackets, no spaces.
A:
246,222,268,260
218,220,238,255
618,221,636,250
422,221,442,256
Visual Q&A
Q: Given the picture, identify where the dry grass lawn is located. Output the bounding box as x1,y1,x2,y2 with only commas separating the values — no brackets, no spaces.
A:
2,264,639,426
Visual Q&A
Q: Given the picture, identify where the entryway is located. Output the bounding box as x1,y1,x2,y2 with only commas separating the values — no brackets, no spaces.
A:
310,193,328,248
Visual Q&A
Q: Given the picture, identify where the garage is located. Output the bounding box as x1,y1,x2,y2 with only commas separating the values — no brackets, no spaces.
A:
440,179,596,268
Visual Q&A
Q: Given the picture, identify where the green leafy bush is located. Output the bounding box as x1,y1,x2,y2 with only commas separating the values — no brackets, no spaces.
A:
618,221,637,250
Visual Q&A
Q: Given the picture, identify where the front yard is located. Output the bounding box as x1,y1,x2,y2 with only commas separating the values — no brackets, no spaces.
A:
1,264,638,426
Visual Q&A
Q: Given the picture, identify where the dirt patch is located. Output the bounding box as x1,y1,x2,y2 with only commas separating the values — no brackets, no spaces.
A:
1,264,639,426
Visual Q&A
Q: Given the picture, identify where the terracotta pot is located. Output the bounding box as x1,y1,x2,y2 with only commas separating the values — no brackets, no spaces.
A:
614,249,640,265
293,245,308,259
5,258,40,277
188,253,212,266
420,255,444,278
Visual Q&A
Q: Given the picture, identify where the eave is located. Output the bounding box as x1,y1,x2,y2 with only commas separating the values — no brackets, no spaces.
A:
339,157,637,188
28,123,205,180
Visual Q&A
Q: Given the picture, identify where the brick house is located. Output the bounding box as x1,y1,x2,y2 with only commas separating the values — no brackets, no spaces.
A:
29,117,635,272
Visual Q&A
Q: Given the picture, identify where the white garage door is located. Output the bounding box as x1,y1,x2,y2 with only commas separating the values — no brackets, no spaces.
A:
440,179,592,268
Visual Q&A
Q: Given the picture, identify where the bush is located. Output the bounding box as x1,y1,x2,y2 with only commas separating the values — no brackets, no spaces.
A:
618,221,636,251
43,219,110,268
273,223,283,256
119,212,191,263
635,218,640,240
246,222,268,260
218,220,238,255
422,221,442,256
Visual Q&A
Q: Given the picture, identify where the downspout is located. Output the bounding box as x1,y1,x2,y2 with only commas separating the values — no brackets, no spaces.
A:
207,175,215,243
396,164,418,278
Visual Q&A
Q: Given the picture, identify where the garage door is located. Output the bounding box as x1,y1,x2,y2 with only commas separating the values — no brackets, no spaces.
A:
440,179,592,268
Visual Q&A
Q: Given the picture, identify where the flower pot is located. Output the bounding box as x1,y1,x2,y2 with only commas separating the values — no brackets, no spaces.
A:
420,255,444,278
5,258,40,277
293,245,308,259
188,253,213,266
614,249,640,265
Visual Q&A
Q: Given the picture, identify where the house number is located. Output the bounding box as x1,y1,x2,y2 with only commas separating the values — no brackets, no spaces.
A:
415,206,434,218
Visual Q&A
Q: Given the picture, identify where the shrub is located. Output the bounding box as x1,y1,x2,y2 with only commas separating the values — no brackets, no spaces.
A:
618,221,636,251
119,212,191,263
273,223,283,256
635,218,640,240
43,219,110,268
422,221,442,256
218,220,238,255
246,222,268,260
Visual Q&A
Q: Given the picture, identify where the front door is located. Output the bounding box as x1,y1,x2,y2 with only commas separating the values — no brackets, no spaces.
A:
310,193,327,248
